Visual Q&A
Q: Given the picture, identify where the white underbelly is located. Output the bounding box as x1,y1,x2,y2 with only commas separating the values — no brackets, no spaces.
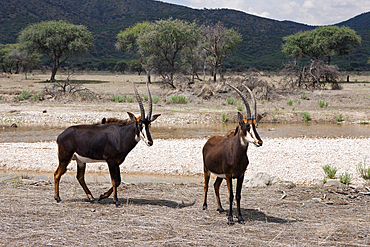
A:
73,153,105,164
210,172,226,178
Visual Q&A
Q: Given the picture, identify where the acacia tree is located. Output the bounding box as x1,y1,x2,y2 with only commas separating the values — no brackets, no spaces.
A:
202,22,242,82
18,20,93,81
136,18,200,88
282,26,361,65
116,22,152,82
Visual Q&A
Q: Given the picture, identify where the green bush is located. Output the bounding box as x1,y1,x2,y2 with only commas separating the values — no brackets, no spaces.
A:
112,94,124,102
33,93,43,102
262,99,267,104
152,96,160,104
221,112,227,122
126,96,134,103
237,103,243,111
17,89,31,101
322,164,338,179
302,112,311,121
336,113,343,122
339,172,352,185
318,99,329,108
300,92,308,100
171,95,187,104
287,99,293,106
226,97,236,105
358,156,370,180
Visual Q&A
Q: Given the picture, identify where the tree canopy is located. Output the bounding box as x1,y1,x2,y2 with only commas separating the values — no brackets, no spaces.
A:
202,22,242,82
18,20,93,81
282,26,361,65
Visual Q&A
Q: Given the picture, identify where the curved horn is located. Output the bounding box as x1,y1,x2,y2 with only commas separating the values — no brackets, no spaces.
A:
146,81,152,121
242,84,257,119
131,79,145,120
226,83,251,119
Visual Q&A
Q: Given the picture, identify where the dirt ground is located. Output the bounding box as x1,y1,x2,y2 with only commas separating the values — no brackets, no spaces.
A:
1,71,370,246
1,177,370,246
1,71,370,125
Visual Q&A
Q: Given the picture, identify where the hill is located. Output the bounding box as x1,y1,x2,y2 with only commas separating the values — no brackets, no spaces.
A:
0,0,368,70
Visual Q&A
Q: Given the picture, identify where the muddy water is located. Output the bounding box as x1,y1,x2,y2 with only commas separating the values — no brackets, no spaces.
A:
1,123,370,143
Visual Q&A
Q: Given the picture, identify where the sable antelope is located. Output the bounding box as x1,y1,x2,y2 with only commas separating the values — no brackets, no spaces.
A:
54,81,160,206
202,83,263,225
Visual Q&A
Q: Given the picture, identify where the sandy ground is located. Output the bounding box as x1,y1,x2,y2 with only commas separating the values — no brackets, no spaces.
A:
1,72,370,246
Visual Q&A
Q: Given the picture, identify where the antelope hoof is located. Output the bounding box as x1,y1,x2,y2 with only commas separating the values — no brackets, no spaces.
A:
114,201,120,207
238,217,245,224
88,197,96,203
217,207,225,213
202,204,207,210
55,196,61,203
98,194,106,201
227,216,234,226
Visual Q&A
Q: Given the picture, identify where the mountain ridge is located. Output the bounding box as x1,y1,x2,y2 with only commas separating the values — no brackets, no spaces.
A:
0,0,368,70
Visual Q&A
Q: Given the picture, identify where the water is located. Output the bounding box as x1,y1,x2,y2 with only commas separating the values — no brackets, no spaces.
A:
1,123,370,143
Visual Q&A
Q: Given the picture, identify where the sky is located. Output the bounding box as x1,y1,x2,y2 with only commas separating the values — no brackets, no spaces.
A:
158,0,370,26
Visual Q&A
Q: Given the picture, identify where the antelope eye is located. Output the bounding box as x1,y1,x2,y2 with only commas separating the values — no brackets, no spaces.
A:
246,124,251,132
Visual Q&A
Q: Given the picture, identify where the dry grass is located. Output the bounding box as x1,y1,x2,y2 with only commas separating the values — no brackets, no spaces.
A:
1,178,370,246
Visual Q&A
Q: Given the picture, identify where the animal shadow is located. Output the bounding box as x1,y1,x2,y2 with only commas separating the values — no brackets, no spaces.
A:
96,197,196,209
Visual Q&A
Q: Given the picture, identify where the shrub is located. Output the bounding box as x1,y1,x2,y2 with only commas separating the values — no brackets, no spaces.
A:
262,99,267,104
125,96,134,103
336,113,343,122
18,89,31,101
302,112,311,121
300,92,308,99
144,95,149,101
318,99,329,108
221,112,228,122
287,99,293,106
226,97,236,105
237,103,243,111
33,93,43,102
152,96,160,104
112,94,124,102
171,95,187,104
162,98,166,103
339,172,352,185
358,156,370,180
322,164,338,179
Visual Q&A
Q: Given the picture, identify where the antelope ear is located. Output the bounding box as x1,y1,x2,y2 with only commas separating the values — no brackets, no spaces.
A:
238,112,244,125
127,112,137,122
151,114,161,122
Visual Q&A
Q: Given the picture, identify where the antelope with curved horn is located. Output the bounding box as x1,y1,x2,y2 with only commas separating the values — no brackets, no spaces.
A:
202,83,263,225
54,81,160,206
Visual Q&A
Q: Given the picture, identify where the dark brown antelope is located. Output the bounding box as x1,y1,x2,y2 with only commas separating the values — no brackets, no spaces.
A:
202,83,263,225
54,81,160,206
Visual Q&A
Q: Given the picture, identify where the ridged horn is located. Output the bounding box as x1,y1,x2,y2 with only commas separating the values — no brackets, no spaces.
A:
226,83,252,119
146,81,152,121
131,79,145,120
242,84,257,119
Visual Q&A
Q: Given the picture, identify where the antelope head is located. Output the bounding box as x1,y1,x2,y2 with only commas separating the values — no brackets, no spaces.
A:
226,83,263,147
131,80,160,146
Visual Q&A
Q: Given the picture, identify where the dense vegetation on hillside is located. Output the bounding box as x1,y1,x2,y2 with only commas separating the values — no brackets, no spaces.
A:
1,0,369,71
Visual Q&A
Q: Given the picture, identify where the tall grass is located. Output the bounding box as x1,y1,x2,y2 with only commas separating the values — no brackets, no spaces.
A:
17,89,31,101
322,164,338,179
221,112,228,122
226,97,236,105
302,112,311,121
171,95,187,104
358,156,370,180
